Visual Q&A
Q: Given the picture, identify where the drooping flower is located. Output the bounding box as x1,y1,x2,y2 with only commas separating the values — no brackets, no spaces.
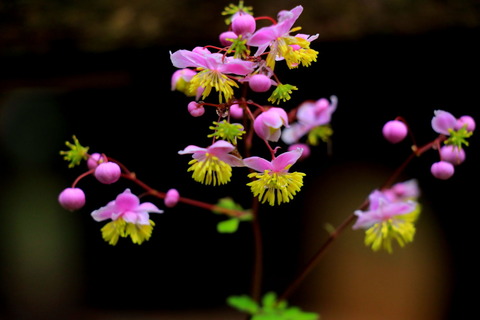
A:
178,140,244,186
382,120,408,144
282,96,337,145
352,184,420,254
431,109,474,149
247,5,318,70
91,189,163,245
244,148,305,206
170,47,256,103
254,107,289,142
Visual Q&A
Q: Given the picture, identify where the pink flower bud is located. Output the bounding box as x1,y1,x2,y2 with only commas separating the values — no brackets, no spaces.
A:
455,115,475,132
58,187,86,211
249,74,272,92
440,145,466,165
219,31,238,46
94,162,121,184
382,120,408,144
187,101,205,117
231,13,256,36
229,104,243,119
431,161,454,180
87,153,106,170
165,188,180,208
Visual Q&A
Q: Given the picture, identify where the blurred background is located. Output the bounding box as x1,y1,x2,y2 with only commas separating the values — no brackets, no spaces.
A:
1,0,479,319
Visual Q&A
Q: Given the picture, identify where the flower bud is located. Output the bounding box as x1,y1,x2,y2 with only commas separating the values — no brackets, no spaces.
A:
87,153,106,170
248,74,272,92
431,161,454,180
455,115,475,132
440,145,466,165
58,187,86,211
187,101,205,117
229,104,243,119
382,120,408,144
219,31,238,46
231,13,256,36
94,162,121,184
165,188,180,208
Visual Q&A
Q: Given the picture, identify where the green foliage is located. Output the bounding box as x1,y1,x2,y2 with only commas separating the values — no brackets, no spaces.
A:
59,135,89,168
213,197,252,233
227,292,320,320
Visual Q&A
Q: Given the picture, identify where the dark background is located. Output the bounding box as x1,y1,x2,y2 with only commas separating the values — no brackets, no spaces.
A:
1,1,479,319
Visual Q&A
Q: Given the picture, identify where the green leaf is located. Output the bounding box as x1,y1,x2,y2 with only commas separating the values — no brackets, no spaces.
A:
227,295,259,314
217,218,240,233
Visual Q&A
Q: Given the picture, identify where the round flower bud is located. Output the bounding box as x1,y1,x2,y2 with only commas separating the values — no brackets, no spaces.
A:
229,104,243,119
249,74,272,92
288,143,310,160
165,188,180,208
440,145,466,165
58,187,86,211
94,162,121,184
219,31,238,46
187,101,205,117
232,13,256,36
382,120,408,144
455,115,475,132
431,161,455,180
87,153,106,170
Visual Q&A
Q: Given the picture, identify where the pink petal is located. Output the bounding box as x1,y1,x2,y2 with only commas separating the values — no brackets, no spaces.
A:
137,202,164,214
115,189,140,211
178,145,206,155
218,59,256,75
91,202,116,221
431,110,457,135
243,156,272,172
208,140,236,154
170,50,207,69
271,148,302,172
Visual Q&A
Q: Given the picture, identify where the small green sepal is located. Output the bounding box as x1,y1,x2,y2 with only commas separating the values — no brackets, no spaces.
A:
60,135,89,168
222,1,254,25
268,84,298,105
445,127,472,149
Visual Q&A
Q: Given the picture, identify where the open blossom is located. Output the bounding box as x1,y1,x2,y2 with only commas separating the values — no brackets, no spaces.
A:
247,5,318,69
353,182,420,253
282,96,337,145
244,148,305,206
91,189,163,245
254,107,289,142
178,140,244,186
170,47,256,103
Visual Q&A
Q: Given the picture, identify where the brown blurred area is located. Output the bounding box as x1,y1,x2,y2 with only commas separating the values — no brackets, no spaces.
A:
1,1,479,320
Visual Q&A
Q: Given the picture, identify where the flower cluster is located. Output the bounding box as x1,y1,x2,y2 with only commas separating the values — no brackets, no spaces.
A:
58,137,179,245
430,110,475,179
170,3,335,207
382,109,475,180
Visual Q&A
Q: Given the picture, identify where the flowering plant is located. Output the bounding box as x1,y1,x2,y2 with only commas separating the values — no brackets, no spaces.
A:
58,2,475,319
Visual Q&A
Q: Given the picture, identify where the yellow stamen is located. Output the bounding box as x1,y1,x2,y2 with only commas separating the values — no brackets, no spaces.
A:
247,170,305,206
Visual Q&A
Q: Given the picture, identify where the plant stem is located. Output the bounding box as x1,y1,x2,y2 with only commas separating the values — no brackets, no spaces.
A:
250,197,263,303
277,136,445,303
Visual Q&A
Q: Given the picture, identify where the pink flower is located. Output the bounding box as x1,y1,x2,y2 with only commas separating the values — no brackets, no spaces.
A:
91,188,163,224
170,47,256,76
254,107,289,142
243,148,303,174
178,140,244,185
248,5,304,56
170,47,256,102
282,96,337,144
352,190,417,230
